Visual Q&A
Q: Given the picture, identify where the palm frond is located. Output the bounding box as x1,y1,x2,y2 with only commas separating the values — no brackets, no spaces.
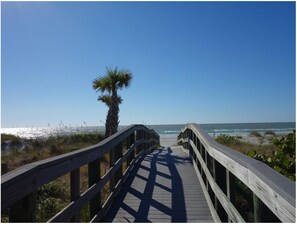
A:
92,76,112,93
97,95,112,107
97,94,122,106
116,69,132,90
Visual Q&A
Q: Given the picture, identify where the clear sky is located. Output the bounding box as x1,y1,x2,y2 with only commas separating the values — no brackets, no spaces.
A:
1,1,296,128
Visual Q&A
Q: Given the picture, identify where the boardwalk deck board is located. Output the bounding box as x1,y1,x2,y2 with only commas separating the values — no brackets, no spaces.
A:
103,146,214,223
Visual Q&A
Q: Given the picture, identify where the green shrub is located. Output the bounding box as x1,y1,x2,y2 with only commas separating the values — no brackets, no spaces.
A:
247,130,295,181
36,180,68,222
216,134,240,145
1,134,22,145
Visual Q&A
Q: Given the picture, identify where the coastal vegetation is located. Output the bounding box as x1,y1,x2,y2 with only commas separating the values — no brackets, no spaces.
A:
92,67,132,138
215,131,295,181
1,129,294,222
215,131,295,222
1,133,104,174
1,133,106,222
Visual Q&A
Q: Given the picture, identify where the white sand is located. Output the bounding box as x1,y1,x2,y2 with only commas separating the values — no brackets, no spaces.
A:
159,133,283,147
159,134,178,147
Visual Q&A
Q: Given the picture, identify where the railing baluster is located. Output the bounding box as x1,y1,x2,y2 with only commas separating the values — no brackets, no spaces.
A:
109,148,116,194
2,125,160,223
177,123,295,223
253,193,261,222
9,191,37,222
129,133,135,164
226,170,236,222
88,159,101,219
70,168,80,222
115,142,123,187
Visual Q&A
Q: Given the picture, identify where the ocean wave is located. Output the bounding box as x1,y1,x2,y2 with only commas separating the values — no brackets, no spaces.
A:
164,130,179,134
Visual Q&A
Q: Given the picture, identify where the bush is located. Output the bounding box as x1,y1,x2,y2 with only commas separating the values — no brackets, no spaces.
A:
216,134,240,145
247,130,295,181
1,134,22,145
36,180,68,222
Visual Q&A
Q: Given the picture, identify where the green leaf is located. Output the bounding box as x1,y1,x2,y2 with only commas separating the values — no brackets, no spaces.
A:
247,150,256,158
274,166,282,173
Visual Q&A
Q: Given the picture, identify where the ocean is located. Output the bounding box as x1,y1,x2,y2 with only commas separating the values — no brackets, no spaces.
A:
1,122,295,139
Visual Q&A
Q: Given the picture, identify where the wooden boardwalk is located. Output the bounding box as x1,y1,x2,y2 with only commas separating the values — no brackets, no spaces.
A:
103,146,214,222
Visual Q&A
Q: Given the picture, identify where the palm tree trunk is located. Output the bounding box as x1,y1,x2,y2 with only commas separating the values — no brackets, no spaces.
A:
105,108,112,138
110,90,120,136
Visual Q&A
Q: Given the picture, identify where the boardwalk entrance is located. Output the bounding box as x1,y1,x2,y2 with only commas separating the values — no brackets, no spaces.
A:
103,146,213,222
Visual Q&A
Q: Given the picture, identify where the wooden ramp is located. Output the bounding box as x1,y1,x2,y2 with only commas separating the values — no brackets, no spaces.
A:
103,146,214,222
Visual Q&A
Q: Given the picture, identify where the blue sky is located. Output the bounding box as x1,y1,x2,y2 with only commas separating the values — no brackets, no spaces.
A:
1,1,296,128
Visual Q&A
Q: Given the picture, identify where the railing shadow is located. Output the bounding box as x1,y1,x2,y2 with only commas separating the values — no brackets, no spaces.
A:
103,147,189,222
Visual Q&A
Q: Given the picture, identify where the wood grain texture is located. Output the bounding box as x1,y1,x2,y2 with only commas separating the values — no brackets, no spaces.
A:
2,125,159,223
177,123,296,223
102,147,214,223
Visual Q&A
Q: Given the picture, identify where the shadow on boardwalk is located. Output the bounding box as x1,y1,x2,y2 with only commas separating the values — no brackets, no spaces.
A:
103,147,193,222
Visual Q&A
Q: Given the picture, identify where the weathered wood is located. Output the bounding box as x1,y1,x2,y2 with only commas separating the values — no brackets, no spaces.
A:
88,159,101,219
2,125,159,223
177,123,296,223
70,168,80,222
103,147,214,223
253,193,261,222
9,191,36,222
189,140,245,222
49,139,156,222
91,146,155,222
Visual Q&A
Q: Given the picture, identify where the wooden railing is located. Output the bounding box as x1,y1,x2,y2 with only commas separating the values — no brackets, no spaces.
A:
1,125,159,222
178,124,295,223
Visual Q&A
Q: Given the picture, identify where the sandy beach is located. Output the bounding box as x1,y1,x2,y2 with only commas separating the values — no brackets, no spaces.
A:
159,133,283,147
159,134,178,147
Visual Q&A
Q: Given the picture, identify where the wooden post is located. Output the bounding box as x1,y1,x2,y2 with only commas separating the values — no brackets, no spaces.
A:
214,160,228,222
213,159,218,211
129,133,135,164
226,170,236,222
126,136,131,167
253,193,261,222
70,168,80,222
189,144,193,157
136,130,141,154
109,148,116,193
88,159,101,219
9,192,37,222
114,142,123,185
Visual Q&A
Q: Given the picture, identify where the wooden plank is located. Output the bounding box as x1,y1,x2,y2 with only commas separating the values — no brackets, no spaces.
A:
49,141,148,222
70,168,80,222
189,141,245,222
103,147,214,223
49,146,156,222
9,191,37,222
88,159,101,219
2,126,159,210
177,124,296,223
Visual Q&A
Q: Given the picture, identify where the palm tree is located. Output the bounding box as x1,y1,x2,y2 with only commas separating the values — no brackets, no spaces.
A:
93,67,132,138
97,95,122,138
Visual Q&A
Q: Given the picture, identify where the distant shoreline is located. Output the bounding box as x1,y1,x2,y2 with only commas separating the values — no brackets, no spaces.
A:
1,122,295,140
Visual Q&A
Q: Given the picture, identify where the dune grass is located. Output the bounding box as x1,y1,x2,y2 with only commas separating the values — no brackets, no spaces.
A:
1,133,106,222
1,133,104,174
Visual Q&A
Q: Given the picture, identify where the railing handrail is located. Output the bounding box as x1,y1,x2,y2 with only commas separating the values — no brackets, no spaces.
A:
2,124,159,222
178,123,295,223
